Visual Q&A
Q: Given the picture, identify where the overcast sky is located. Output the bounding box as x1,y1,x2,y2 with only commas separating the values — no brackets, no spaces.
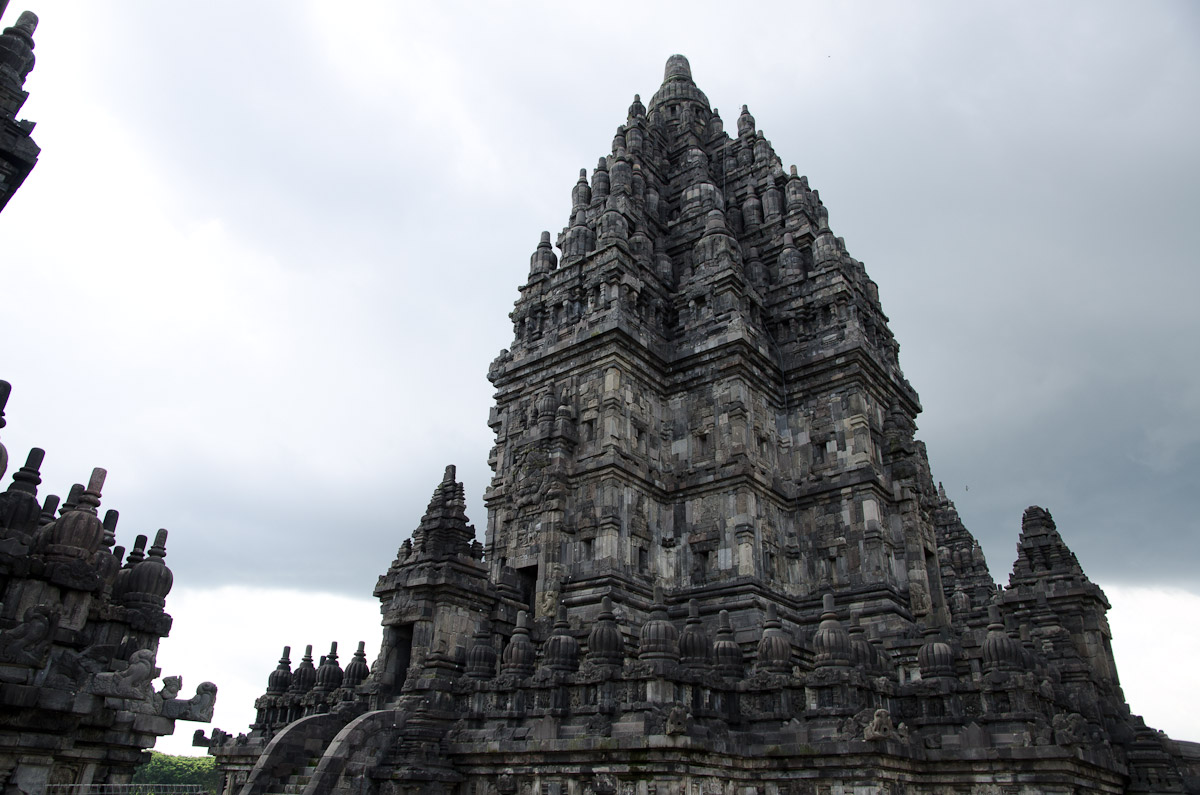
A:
1,1,1197,754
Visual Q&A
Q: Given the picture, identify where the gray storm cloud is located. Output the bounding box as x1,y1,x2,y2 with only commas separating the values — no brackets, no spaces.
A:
1,0,1196,598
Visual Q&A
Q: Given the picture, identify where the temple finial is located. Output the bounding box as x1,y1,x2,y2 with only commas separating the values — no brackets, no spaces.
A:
737,104,755,137
628,93,645,119
123,534,148,569
148,528,168,560
60,483,84,514
0,12,37,83
102,509,119,548
663,54,692,82
77,467,106,515
38,494,58,526
13,11,38,36
7,447,43,495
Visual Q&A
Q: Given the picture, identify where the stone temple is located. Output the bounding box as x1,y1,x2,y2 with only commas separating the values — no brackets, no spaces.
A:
190,54,1191,793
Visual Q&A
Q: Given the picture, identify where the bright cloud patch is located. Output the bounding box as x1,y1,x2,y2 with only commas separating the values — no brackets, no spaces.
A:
152,586,381,756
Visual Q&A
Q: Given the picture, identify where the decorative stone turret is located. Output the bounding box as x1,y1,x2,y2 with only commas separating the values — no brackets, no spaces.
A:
121,528,174,610
648,54,710,122
541,605,580,673
755,604,791,674
266,646,292,695
737,104,755,137
847,616,875,672
528,231,557,278
289,645,317,694
466,622,497,680
0,9,39,213
113,533,147,602
344,641,370,688
812,594,851,668
0,446,42,533
981,604,1022,674
314,642,343,693
571,169,590,211
586,596,624,667
637,586,679,663
501,610,536,677
712,610,744,679
917,625,954,680
591,157,609,199
678,599,712,671
47,468,105,564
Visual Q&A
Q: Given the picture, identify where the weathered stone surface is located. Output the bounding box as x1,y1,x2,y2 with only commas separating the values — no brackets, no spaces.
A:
208,55,1199,795
0,379,217,792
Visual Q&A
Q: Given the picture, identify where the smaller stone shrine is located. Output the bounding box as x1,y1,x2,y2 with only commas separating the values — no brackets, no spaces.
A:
0,380,218,794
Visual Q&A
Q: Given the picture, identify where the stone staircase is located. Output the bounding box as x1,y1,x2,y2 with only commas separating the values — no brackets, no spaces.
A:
264,756,320,795
237,708,411,795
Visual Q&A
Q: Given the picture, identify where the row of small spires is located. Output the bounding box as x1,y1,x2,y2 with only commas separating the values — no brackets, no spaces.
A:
529,160,835,283
518,62,827,282
255,597,1027,699
2,454,175,606
566,152,817,223
560,159,823,236
462,592,1027,682
475,593,882,679
1,382,174,606
262,641,372,697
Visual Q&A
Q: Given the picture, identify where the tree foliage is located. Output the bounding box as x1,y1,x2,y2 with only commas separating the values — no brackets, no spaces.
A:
132,751,220,792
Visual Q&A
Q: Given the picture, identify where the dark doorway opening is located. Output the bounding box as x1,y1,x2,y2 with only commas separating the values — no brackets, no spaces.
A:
388,623,414,693
517,564,538,614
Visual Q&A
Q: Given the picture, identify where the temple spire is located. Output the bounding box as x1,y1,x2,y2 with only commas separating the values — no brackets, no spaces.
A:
647,54,710,118
0,10,41,212
1008,506,1088,587
406,465,475,562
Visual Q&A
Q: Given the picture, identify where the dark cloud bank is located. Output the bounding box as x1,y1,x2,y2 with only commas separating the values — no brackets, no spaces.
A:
1,2,1196,599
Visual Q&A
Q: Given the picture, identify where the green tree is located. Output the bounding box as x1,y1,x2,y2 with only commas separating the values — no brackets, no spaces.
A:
131,751,220,793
